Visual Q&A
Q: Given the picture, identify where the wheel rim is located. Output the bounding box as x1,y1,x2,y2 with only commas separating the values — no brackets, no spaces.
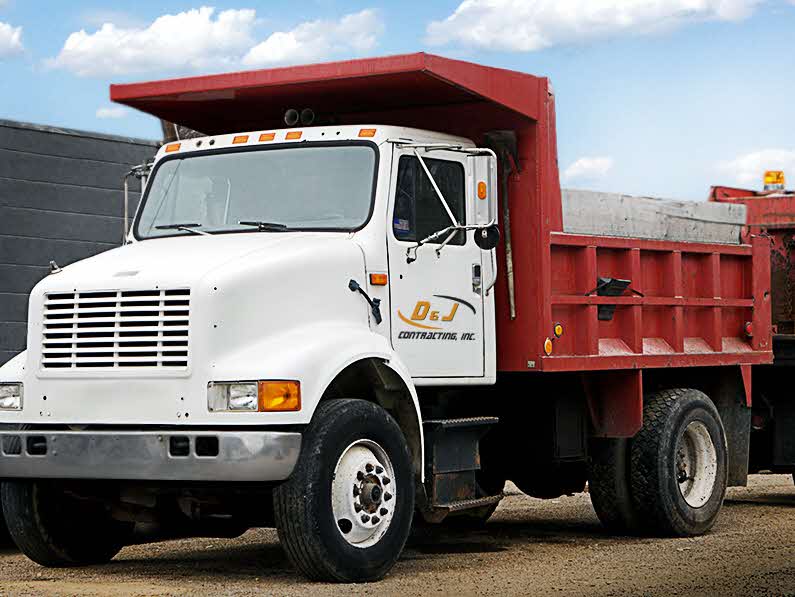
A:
675,420,718,508
332,439,396,548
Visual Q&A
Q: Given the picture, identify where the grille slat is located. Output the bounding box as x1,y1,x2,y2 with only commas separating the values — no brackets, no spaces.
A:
41,289,190,370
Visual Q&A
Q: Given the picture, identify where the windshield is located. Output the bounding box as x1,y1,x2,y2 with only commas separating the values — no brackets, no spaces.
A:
135,143,377,238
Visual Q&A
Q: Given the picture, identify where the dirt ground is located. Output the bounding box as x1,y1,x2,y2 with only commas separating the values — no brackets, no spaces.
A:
0,474,792,597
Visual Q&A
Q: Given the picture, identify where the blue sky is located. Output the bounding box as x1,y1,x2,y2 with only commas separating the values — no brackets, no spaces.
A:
1,0,794,200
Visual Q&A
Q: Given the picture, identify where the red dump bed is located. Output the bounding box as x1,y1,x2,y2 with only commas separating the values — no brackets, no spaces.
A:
112,53,773,372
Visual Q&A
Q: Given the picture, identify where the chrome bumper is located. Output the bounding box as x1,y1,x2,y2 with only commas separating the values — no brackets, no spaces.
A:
0,431,301,482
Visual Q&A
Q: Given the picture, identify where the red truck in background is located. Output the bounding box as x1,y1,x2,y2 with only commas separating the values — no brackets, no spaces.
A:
711,182,795,477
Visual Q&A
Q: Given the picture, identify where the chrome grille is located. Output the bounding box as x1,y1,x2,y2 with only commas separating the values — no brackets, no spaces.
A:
41,289,190,370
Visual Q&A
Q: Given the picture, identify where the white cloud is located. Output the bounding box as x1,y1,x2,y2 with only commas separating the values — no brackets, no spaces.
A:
563,156,614,182
243,10,382,67
427,0,763,51
0,21,23,58
719,149,795,186
95,105,129,119
49,7,257,76
49,7,383,77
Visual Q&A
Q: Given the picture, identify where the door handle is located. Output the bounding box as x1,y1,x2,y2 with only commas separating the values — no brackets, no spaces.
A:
472,264,482,294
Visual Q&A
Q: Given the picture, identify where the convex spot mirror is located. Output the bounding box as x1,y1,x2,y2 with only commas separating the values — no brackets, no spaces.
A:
474,224,500,251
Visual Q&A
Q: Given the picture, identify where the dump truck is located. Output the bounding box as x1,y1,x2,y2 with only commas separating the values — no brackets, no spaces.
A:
709,182,795,477
0,53,789,582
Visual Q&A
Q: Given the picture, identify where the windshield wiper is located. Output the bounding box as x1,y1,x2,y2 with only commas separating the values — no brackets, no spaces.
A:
238,220,290,232
154,223,211,236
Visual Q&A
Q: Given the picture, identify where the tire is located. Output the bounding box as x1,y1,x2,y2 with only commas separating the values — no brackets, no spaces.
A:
630,388,728,537
274,399,414,582
588,438,639,533
0,488,11,547
1,480,133,567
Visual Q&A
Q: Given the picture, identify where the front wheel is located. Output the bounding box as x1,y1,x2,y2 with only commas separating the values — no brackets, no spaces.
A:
274,399,414,582
1,481,133,566
630,388,728,536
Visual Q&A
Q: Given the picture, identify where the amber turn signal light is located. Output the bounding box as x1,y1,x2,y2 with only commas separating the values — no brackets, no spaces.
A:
258,381,301,412
369,273,388,286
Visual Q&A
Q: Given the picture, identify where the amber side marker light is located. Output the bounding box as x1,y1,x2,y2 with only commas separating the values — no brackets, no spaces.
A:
258,381,301,412
369,273,388,286
359,128,377,138
259,132,276,142
286,131,303,140
553,323,564,338
165,143,181,153
544,337,553,356
232,135,249,144
477,181,488,200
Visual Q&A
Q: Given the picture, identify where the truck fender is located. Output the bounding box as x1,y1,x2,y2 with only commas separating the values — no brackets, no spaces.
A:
211,324,424,479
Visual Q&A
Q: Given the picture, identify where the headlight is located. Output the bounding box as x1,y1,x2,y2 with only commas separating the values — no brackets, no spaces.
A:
208,381,301,413
0,383,23,410
208,382,258,412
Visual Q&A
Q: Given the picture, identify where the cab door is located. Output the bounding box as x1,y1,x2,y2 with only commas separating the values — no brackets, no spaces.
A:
387,147,485,379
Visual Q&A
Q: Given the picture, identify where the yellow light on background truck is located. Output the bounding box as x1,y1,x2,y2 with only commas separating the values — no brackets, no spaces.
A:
764,170,785,191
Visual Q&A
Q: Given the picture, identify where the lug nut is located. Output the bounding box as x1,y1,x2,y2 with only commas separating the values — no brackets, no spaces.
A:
361,514,370,523
384,492,392,501
371,516,380,524
366,463,374,473
353,485,360,496
357,471,364,481
355,503,363,513
376,466,383,474
382,477,391,485
380,507,388,516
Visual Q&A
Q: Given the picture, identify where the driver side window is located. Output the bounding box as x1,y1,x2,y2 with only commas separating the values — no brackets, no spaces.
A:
392,156,466,245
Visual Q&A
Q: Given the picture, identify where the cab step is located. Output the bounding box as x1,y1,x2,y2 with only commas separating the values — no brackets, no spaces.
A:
421,417,500,519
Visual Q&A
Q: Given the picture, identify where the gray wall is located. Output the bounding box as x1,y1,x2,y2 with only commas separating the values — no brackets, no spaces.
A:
0,120,157,365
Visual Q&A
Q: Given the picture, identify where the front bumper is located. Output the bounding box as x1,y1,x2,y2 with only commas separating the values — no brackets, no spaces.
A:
0,431,301,482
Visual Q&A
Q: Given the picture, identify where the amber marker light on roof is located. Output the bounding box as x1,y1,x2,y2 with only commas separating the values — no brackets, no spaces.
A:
286,131,302,140
369,273,388,286
259,133,276,142
232,135,249,144
165,143,181,153
359,128,377,138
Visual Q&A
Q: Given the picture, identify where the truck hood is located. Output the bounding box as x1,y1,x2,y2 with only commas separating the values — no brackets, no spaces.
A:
36,232,354,292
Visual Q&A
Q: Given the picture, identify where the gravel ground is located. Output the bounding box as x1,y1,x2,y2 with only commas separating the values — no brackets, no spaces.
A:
0,474,792,596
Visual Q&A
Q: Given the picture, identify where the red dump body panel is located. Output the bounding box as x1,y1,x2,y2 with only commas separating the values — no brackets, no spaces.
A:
112,54,773,373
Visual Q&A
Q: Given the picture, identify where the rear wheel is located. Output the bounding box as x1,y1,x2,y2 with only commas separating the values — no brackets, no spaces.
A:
274,399,414,582
588,438,639,533
1,481,133,566
630,388,728,536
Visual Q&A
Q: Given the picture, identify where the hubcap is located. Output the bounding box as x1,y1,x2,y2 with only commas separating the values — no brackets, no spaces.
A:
332,439,396,548
675,420,718,508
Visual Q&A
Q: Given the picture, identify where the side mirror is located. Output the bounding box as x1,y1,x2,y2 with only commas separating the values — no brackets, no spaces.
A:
474,224,500,251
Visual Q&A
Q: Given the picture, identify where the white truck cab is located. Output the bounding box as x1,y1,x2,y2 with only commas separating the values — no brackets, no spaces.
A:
0,123,500,581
